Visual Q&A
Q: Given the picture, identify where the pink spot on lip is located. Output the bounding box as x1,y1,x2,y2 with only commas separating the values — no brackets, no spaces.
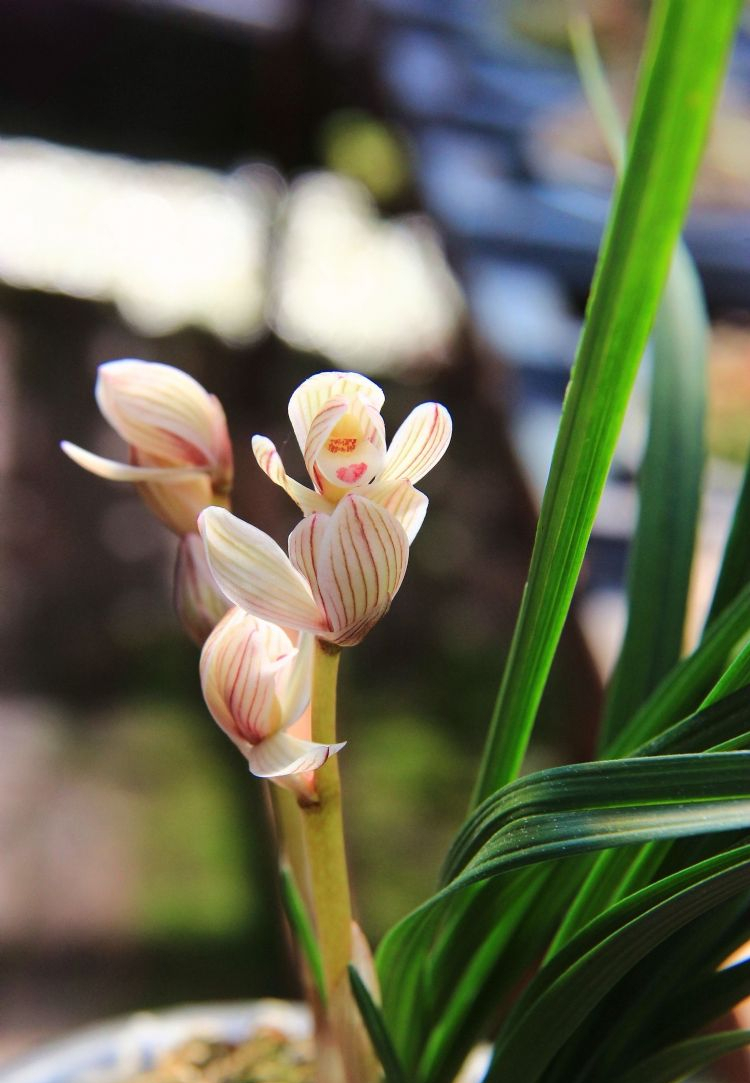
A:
336,462,367,484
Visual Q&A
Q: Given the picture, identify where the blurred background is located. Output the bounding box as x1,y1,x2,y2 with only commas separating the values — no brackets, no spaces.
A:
1,0,750,1061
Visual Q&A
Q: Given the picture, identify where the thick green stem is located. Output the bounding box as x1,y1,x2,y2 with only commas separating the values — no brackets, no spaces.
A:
300,639,353,1000
299,640,377,1083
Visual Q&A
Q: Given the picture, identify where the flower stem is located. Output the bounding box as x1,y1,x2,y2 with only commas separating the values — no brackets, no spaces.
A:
300,639,352,999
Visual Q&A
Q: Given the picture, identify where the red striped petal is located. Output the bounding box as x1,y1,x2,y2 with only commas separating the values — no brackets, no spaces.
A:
316,495,409,647
199,507,326,632
378,402,452,485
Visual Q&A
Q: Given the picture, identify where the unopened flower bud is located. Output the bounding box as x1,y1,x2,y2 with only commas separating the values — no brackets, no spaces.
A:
200,608,344,798
174,533,231,646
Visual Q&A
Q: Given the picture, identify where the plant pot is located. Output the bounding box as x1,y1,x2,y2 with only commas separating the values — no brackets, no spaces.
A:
0,1002,311,1083
0,1002,491,1083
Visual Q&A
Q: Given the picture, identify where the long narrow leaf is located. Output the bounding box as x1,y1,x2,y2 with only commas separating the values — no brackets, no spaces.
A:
610,1031,750,1083
549,688,750,948
707,453,750,628
634,682,750,756
605,583,750,757
348,966,408,1083
602,246,707,744
545,896,750,1081
447,753,750,882
378,764,750,1062
473,0,742,803
279,865,326,1005
484,853,750,1082
570,3,709,751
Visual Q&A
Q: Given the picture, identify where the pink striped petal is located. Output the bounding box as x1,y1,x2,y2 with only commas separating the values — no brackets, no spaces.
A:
61,441,209,482
316,495,409,646
288,372,385,452
252,435,331,514
200,608,293,745
288,514,334,631
95,360,226,469
366,479,429,544
248,731,345,778
199,507,326,632
277,631,314,727
378,402,452,485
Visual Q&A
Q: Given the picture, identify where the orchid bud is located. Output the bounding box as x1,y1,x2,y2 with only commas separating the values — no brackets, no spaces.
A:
174,533,231,647
200,608,344,798
62,359,233,535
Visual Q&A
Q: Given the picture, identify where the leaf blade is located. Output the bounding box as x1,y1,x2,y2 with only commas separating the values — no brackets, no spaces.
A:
474,0,743,802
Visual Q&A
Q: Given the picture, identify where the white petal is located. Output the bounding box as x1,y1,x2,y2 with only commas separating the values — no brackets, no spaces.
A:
96,359,223,468
252,435,332,514
316,495,409,647
201,609,293,743
199,507,326,632
288,372,385,453
248,730,345,777
61,441,208,482
288,514,334,631
366,479,429,544
277,631,314,726
378,403,452,485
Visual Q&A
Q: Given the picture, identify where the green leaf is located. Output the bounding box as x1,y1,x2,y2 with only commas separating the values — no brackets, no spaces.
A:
700,638,750,709
415,866,560,1083
706,454,750,628
473,0,742,803
279,864,326,1006
348,966,408,1083
447,753,750,882
378,757,750,1072
604,583,750,757
549,688,750,949
659,956,750,1044
609,1031,750,1083
569,0,708,750
634,682,750,756
602,245,707,746
543,895,750,1081
484,849,750,1082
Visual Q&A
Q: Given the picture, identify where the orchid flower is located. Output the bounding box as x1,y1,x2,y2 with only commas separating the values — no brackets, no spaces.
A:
199,493,409,648
62,359,233,535
200,607,344,798
252,371,451,543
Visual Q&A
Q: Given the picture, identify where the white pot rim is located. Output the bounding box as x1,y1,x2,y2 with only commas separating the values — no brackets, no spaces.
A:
0,1000,311,1083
